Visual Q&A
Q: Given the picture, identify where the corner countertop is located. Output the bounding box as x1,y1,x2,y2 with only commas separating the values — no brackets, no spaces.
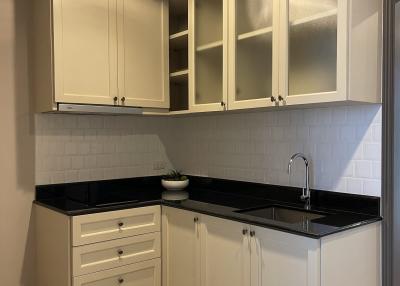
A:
34,176,382,239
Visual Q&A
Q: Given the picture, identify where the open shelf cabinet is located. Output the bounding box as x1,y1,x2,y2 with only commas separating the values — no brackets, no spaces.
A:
169,0,189,112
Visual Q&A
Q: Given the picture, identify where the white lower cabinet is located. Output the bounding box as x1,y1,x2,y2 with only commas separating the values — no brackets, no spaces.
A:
162,207,199,286
73,258,161,286
200,215,250,286
251,226,320,286
162,206,381,286
35,205,162,286
36,204,380,286
73,232,161,276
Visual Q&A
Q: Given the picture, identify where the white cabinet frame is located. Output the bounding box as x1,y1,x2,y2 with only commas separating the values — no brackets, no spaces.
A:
188,0,229,113
227,0,281,110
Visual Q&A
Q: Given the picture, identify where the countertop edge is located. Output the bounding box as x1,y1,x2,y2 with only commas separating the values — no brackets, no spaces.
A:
33,200,382,239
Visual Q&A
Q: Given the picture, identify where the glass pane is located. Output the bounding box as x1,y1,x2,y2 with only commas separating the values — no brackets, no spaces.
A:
236,0,273,101
195,0,223,105
195,0,223,47
196,47,223,104
237,0,273,34
288,0,338,96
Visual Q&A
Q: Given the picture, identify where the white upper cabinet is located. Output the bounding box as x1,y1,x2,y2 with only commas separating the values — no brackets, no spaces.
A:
34,0,169,111
189,0,381,113
53,0,119,106
228,0,280,110
189,0,229,112
117,0,169,108
279,0,382,106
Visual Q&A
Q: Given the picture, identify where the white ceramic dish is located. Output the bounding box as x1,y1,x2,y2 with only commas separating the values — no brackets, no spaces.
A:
161,179,189,191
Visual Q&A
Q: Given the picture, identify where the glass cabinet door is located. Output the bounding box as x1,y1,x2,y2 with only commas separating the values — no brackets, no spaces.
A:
228,0,279,110
190,0,227,112
286,0,339,102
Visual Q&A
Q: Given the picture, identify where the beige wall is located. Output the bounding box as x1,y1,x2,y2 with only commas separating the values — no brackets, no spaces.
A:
0,0,36,285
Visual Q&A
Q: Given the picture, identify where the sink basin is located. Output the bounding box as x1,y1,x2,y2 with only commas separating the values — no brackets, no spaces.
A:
235,206,327,224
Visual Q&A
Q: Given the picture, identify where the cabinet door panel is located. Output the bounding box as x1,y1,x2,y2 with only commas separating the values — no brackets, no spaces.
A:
281,0,348,106
73,232,161,276
190,0,228,112
118,0,169,108
53,0,118,105
162,207,200,286
228,0,279,110
252,226,320,286
201,215,250,286
73,259,161,286
72,206,160,246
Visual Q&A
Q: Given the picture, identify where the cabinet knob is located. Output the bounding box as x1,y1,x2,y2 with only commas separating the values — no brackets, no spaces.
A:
118,222,124,228
220,101,226,107
121,97,126,103
278,95,284,101
270,96,276,102
114,97,118,102
194,217,199,223
118,278,124,284
250,230,255,237
118,249,124,256
242,229,248,235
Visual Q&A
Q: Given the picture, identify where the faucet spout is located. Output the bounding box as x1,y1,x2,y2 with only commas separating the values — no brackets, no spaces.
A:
287,153,311,209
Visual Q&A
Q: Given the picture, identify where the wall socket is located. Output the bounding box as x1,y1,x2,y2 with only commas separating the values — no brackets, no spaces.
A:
153,161,166,171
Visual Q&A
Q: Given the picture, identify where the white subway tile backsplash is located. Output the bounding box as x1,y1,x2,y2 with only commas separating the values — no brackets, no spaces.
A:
170,105,382,196
364,143,382,161
35,114,174,185
35,105,382,196
354,161,372,178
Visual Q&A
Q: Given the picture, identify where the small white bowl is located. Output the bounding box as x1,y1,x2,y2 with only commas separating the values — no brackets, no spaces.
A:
161,179,189,191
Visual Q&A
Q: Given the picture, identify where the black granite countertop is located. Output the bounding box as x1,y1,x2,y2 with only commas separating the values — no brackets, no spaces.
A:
34,176,382,239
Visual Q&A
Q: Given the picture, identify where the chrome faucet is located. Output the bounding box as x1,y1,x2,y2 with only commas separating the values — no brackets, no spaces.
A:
288,153,311,209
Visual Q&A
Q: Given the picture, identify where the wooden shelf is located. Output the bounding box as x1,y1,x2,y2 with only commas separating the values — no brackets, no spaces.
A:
196,41,223,52
237,26,273,41
170,30,188,49
170,69,189,83
169,110,190,115
291,9,337,26
170,30,188,40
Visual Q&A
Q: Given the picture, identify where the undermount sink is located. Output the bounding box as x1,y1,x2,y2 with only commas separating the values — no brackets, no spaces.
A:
235,206,327,224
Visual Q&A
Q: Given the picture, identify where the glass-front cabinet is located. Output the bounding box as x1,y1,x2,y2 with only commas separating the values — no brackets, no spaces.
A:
228,0,279,110
189,0,228,112
280,0,347,106
185,0,380,113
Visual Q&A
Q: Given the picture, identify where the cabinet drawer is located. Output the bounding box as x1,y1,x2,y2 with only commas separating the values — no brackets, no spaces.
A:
73,232,161,276
72,206,160,246
73,258,161,286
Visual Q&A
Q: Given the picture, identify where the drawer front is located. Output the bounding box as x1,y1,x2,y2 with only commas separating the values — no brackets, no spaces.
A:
73,232,161,276
73,258,161,286
72,206,160,246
